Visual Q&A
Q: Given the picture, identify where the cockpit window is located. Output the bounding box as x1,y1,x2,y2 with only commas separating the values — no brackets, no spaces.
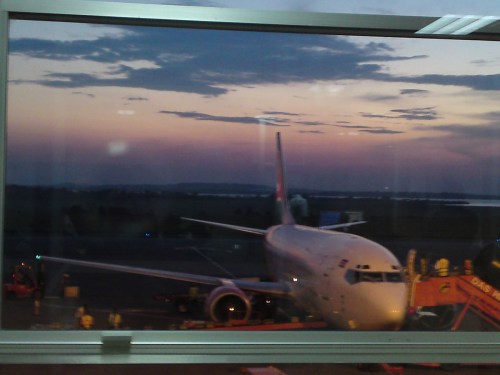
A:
359,272,383,282
385,272,403,282
345,270,403,284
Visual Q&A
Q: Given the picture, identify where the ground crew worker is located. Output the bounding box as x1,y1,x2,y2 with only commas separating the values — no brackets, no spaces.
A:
33,289,42,316
60,273,70,298
75,304,85,328
80,306,94,330
464,258,473,275
108,308,122,329
435,257,450,277
33,298,41,316
420,254,428,277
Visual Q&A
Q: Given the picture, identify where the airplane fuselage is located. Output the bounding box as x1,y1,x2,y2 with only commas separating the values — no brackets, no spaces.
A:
265,224,407,330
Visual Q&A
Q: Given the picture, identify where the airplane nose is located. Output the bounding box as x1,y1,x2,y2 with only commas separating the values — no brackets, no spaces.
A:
360,285,407,330
380,288,408,330
384,304,407,330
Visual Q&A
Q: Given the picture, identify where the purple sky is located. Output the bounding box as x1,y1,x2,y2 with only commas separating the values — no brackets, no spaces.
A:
6,20,500,195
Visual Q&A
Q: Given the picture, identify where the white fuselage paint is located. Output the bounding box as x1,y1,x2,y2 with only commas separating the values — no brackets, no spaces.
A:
265,224,408,330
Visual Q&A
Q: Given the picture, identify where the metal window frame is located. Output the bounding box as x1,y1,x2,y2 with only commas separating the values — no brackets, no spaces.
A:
0,0,498,365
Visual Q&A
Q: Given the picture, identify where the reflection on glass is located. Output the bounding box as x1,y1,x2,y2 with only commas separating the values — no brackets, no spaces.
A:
80,0,500,18
3,19,499,333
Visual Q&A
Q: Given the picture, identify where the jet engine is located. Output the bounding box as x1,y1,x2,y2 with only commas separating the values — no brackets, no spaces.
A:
205,286,252,322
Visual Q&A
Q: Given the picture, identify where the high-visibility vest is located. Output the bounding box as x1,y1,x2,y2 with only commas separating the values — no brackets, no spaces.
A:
108,313,122,329
435,258,449,277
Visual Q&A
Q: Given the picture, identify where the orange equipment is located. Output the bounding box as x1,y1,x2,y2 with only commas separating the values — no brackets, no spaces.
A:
410,275,500,330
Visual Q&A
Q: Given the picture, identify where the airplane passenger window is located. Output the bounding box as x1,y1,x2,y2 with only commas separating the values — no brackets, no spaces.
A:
2,10,499,339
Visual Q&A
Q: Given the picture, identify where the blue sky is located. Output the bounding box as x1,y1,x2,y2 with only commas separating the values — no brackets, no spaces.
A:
5,3,500,195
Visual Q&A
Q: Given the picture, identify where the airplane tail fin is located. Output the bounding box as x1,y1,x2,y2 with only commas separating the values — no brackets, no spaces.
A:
276,133,295,225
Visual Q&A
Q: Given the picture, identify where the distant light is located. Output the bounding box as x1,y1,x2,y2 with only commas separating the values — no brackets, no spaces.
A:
228,307,235,312
35,255,41,260
108,141,128,156
117,110,135,116
292,277,298,282
416,15,499,35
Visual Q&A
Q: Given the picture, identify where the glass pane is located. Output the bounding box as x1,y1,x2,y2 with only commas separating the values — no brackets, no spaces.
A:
79,0,500,17
3,19,499,333
0,363,499,374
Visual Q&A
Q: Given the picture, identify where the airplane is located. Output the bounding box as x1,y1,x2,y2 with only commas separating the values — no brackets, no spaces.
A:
40,133,408,330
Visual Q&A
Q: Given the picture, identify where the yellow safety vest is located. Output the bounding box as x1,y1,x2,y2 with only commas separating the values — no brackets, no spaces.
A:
435,258,449,277
108,313,122,329
81,314,94,329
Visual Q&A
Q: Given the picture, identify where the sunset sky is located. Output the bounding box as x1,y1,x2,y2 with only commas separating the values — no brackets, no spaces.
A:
5,2,500,195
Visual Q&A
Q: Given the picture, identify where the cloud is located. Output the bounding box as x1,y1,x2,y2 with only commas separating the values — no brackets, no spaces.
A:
125,96,149,101
10,24,500,97
360,128,403,134
400,89,429,96
160,110,259,123
72,91,95,98
390,107,439,121
8,26,427,96
295,120,328,126
159,110,290,126
263,111,302,116
363,94,399,101
334,124,403,135
416,123,500,139
361,106,439,121
389,73,500,91
159,109,331,127
298,130,324,134
334,124,372,129
478,111,500,122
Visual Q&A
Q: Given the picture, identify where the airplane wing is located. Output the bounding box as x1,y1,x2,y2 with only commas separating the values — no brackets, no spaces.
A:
40,255,290,297
181,217,267,235
319,221,367,230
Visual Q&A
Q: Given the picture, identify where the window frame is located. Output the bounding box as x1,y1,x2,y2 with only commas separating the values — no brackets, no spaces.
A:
0,0,498,364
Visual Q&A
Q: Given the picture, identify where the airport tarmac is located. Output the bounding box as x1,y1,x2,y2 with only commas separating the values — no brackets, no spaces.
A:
1,235,498,374
2,234,495,330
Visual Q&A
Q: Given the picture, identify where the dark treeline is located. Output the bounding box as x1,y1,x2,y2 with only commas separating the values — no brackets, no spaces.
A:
3,185,500,241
